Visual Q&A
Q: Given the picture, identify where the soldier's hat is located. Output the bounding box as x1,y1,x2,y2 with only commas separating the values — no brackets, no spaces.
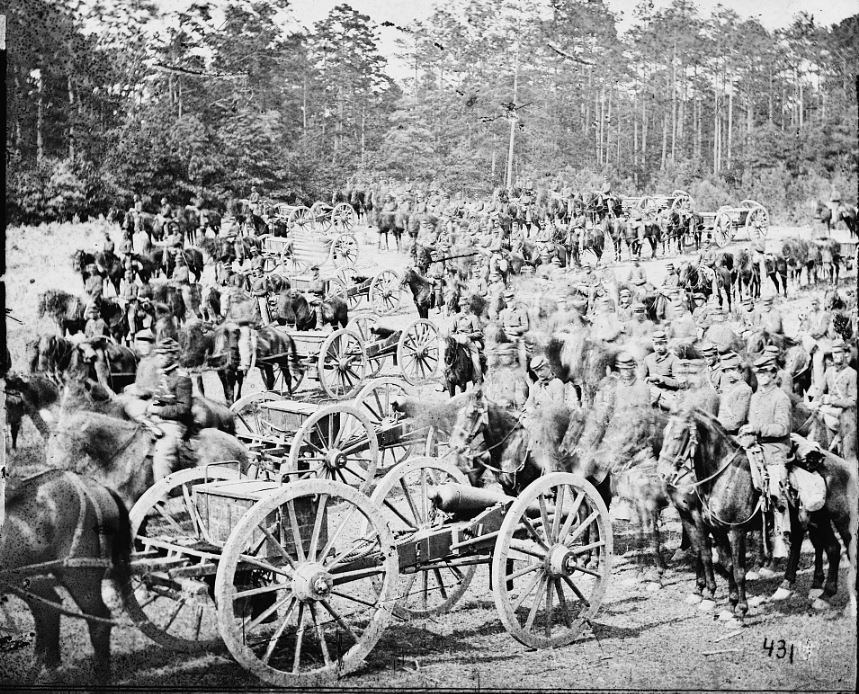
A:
156,337,181,355
831,339,846,353
720,352,743,370
619,287,631,296
458,295,471,306
530,354,549,371
135,329,155,343
741,297,753,307
698,341,717,357
616,352,636,368
761,296,773,305
310,265,320,272
632,302,646,313
652,330,668,343
692,292,706,301
632,277,646,286
752,354,777,372
665,262,675,271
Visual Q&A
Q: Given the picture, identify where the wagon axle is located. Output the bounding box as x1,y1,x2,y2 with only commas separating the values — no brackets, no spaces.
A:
292,563,333,601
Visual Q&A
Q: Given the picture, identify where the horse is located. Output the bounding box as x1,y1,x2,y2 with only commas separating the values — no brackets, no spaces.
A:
1,470,132,682
93,251,125,295
276,289,348,330
779,238,808,289
29,333,75,382
659,405,857,619
764,255,788,297
177,319,241,405
5,372,60,446
66,340,139,395
444,335,485,396
401,266,433,319
44,411,249,513
733,248,760,300
816,200,834,232
240,325,299,397
37,290,87,336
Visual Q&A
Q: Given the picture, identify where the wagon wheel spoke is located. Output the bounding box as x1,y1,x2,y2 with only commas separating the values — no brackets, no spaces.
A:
261,597,297,666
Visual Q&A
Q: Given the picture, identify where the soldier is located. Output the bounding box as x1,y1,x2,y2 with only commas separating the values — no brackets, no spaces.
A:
704,307,739,354
809,339,857,455
483,344,530,412
762,344,794,396
499,288,530,368
148,338,193,484
806,297,832,388
756,296,783,334
523,354,566,417
133,222,151,256
616,288,634,323
612,351,652,412
451,295,485,384
101,229,115,257
626,302,654,339
120,268,139,340
591,296,624,343
691,292,708,327
642,330,680,407
669,295,698,345
698,341,722,392
306,265,327,329
663,262,680,289
740,354,793,559
624,258,647,286
737,296,756,331
717,352,752,434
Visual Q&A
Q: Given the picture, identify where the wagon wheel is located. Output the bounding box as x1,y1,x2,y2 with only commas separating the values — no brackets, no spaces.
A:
316,329,367,399
329,233,359,268
346,312,378,343
231,391,296,438
744,203,770,239
288,206,311,230
307,202,327,232
215,479,398,686
288,404,378,493
331,202,358,231
261,254,279,273
280,257,309,278
327,274,358,311
125,466,243,652
638,196,656,215
670,190,694,215
369,270,402,315
368,458,477,618
492,472,612,649
423,425,451,458
712,209,732,248
397,319,440,385
354,377,416,471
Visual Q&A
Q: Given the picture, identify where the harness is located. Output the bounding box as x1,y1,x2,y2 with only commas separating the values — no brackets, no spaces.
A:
450,407,530,484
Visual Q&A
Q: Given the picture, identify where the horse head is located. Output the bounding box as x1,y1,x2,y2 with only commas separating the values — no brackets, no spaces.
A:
656,405,699,485
448,387,488,455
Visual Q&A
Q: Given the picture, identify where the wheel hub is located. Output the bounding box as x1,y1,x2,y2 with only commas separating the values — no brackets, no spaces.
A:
325,448,346,469
292,562,332,601
545,544,579,578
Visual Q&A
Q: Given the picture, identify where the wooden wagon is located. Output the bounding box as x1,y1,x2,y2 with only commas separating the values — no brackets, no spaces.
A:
702,200,770,247
120,453,612,686
620,190,694,217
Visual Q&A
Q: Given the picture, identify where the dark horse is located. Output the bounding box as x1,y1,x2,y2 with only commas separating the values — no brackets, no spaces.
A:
234,325,300,399
276,290,348,330
178,319,241,405
658,405,857,620
443,335,485,396
1,470,132,681
401,266,433,319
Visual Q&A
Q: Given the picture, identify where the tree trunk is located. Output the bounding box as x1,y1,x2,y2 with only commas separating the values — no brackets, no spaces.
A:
670,45,677,163
713,90,719,175
727,84,733,169
633,92,638,165
798,77,804,128
178,77,183,120
67,74,75,161
660,114,668,170
360,106,366,167
641,85,647,167
302,76,307,131
36,70,44,163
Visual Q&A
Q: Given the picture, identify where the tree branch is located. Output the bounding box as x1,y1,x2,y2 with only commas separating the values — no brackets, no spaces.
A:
546,42,593,66
152,63,249,79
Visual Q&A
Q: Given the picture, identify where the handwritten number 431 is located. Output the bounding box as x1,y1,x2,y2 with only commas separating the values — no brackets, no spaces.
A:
763,638,795,663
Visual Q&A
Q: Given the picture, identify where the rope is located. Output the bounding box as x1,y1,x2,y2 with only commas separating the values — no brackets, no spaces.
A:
0,580,135,628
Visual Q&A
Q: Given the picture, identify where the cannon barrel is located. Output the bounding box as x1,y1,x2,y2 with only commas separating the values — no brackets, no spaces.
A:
428,483,513,514
429,482,572,522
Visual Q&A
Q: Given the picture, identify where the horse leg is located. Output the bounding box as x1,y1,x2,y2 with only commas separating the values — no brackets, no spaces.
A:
64,572,113,682
815,520,842,607
260,364,275,391
728,528,748,619
194,373,205,397
27,582,63,675
697,521,718,607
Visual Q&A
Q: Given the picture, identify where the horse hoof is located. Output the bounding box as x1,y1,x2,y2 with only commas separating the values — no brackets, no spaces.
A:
698,598,716,612
684,593,702,605
745,570,760,581
811,597,833,611
757,567,779,580
771,586,794,602
808,588,824,600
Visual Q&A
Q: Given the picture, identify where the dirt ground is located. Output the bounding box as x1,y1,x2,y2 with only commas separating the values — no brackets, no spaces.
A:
2,220,856,690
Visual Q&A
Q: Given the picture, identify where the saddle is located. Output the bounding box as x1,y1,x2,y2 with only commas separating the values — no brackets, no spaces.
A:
744,438,827,515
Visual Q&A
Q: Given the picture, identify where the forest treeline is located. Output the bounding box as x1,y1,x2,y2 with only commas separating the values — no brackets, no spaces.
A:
5,0,858,223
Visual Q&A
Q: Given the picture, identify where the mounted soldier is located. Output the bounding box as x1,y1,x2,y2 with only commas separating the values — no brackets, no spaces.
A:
716,352,752,435
739,354,793,560
483,343,530,413
451,294,485,384
809,339,857,456
147,338,193,484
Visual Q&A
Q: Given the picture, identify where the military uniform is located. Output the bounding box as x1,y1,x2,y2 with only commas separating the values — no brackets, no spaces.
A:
643,351,680,387
757,306,784,334
670,310,698,341
746,380,792,514
484,366,530,412
812,362,857,450
717,380,752,434
151,363,193,482
452,310,484,382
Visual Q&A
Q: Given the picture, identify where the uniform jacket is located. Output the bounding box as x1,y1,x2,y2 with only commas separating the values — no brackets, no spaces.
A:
642,352,680,388
155,367,193,425
748,384,792,460
717,380,752,432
